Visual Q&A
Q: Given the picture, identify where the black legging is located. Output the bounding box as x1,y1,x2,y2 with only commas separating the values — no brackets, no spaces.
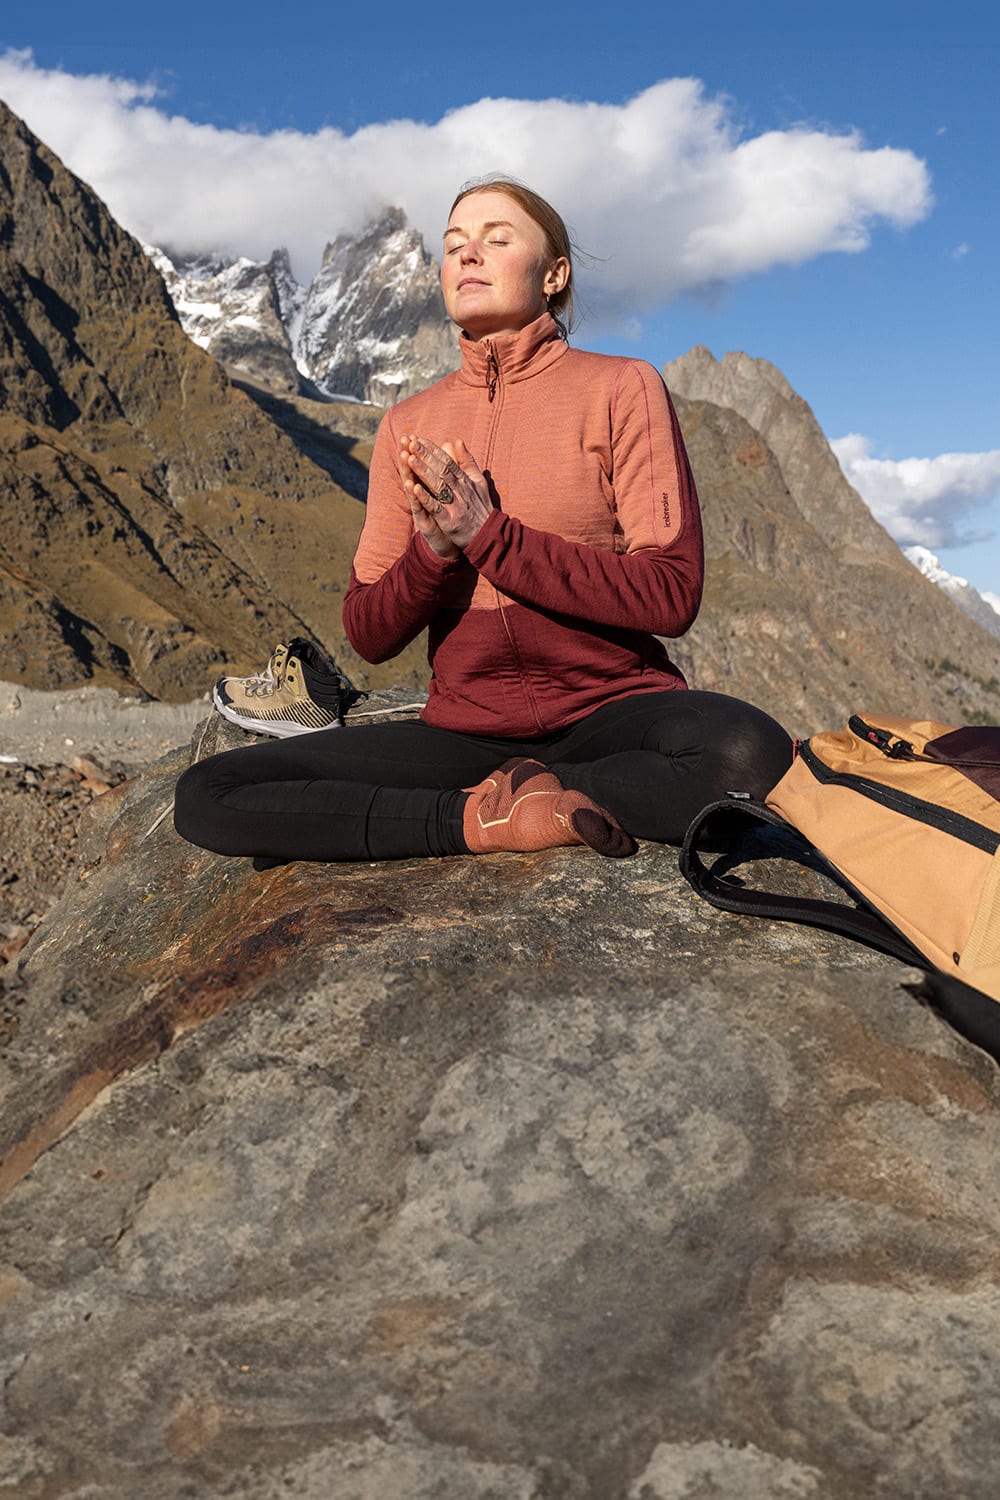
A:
173,690,792,863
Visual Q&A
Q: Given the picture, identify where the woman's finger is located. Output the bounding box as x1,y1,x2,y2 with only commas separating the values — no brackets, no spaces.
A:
408,491,460,558
402,435,465,500
399,432,492,548
450,437,488,487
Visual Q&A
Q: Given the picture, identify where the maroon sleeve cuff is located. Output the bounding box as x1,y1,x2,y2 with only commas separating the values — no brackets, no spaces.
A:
460,509,507,571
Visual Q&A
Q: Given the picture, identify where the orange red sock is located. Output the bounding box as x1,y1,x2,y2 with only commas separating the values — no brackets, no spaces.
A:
462,758,636,858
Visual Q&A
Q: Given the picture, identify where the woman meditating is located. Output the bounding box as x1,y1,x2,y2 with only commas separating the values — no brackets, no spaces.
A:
174,178,792,864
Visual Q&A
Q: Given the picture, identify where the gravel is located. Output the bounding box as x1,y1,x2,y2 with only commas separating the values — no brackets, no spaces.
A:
0,681,209,770
0,682,210,971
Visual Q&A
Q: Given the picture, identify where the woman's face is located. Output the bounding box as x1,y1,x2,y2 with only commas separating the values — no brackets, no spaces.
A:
441,189,568,340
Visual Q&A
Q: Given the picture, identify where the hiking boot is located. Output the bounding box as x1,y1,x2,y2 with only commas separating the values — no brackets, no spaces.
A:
462,759,636,857
212,638,348,737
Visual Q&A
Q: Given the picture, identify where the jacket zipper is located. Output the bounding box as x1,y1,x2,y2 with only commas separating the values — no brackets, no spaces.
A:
480,340,546,734
485,343,499,403
800,740,1000,855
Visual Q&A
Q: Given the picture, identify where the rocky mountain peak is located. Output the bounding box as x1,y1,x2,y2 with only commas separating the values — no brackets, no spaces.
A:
148,243,300,394
906,545,1000,642
268,246,304,330
665,345,1000,642
295,206,458,404
675,344,799,405
0,99,177,433
663,364,1000,728
149,206,459,406
665,344,901,561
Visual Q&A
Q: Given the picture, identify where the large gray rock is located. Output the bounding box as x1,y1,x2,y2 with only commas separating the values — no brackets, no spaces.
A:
2,707,999,1498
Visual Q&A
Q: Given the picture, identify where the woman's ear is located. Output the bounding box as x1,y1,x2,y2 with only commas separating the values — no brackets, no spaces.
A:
543,257,570,296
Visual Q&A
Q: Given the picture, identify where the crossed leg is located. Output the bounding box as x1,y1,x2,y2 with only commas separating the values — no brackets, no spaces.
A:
173,691,792,863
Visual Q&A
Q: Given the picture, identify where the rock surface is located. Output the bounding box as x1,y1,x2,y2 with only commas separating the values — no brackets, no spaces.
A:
2,705,999,1498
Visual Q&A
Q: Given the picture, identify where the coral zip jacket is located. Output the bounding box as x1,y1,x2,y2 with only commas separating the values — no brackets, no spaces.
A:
343,312,704,738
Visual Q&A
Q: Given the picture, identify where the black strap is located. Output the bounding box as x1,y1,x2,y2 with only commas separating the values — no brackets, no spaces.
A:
679,799,929,970
912,972,1000,1063
680,798,1000,1064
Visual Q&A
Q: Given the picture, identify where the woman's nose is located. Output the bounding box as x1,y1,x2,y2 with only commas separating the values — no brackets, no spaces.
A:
460,239,483,264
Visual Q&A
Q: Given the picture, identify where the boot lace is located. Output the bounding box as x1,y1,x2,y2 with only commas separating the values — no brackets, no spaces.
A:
243,645,289,697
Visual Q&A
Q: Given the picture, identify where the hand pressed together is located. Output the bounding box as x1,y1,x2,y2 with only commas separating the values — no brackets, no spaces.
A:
399,434,493,558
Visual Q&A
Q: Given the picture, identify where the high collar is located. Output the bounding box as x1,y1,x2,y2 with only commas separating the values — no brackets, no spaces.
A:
457,311,568,393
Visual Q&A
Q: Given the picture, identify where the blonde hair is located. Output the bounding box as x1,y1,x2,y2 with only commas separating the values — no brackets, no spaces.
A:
448,176,575,339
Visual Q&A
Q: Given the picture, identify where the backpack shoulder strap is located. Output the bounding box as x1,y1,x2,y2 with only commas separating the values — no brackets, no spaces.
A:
679,799,929,970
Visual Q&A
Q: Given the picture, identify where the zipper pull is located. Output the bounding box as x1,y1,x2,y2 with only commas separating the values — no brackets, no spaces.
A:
849,716,915,759
485,343,499,403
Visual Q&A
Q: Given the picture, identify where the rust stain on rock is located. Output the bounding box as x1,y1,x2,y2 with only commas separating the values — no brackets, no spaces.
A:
165,1392,224,1460
735,439,768,468
0,899,405,1202
0,1065,119,1199
366,1296,464,1355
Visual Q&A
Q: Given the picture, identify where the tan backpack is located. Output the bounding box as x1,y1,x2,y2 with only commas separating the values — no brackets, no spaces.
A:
680,713,1000,1058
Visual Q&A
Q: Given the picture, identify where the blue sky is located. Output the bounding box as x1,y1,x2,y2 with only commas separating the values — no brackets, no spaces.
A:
3,0,998,604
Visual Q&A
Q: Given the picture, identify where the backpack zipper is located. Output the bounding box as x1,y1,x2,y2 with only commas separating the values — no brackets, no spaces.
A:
848,715,915,758
799,740,1000,855
850,714,1000,769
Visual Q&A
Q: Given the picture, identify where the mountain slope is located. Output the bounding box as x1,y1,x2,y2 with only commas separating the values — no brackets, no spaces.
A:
0,100,428,699
665,350,1000,731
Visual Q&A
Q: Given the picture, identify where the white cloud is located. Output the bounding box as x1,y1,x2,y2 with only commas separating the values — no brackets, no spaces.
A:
0,49,932,329
832,433,1000,549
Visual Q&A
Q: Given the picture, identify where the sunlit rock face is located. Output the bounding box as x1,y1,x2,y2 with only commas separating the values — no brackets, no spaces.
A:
663,346,1000,731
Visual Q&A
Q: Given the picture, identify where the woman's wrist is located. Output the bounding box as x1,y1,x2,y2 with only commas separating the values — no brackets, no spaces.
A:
418,529,461,561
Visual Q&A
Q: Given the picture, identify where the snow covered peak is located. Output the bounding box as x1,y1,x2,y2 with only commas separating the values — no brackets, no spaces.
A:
904,545,969,589
146,209,458,405
149,244,299,392
905,545,1000,642
295,210,456,404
